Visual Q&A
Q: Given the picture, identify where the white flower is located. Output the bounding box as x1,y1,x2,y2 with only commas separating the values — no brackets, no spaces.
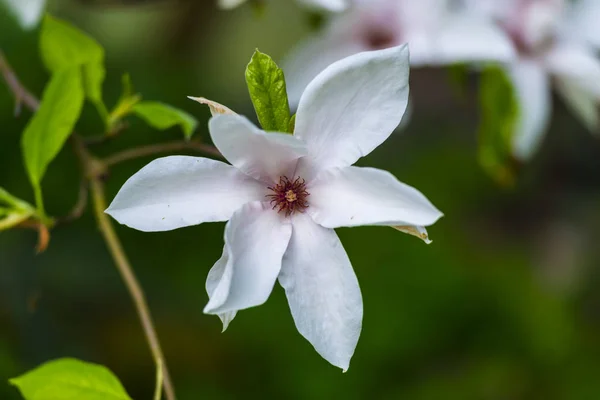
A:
218,0,347,13
284,0,515,107
106,45,442,370
472,0,600,160
1,0,45,29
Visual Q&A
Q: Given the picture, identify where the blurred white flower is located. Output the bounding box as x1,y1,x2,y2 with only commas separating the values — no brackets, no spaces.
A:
218,0,347,13
284,0,515,107
471,0,600,160
1,0,45,29
106,45,442,370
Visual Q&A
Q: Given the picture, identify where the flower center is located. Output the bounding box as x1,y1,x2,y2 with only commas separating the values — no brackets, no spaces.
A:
267,176,309,216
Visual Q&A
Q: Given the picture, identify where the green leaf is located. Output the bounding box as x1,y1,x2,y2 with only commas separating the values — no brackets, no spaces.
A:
40,15,107,121
9,358,132,400
108,74,142,130
477,66,518,185
133,101,198,139
0,187,35,231
21,68,85,214
245,49,291,132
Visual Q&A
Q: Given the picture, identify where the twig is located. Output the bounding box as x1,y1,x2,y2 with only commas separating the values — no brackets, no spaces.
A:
105,140,222,167
75,136,177,400
0,48,176,400
0,49,40,113
55,178,89,224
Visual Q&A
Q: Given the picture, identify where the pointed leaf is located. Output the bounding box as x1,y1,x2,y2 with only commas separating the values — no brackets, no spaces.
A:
245,49,291,132
477,66,518,185
9,358,132,400
21,68,85,202
40,15,107,120
133,101,198,139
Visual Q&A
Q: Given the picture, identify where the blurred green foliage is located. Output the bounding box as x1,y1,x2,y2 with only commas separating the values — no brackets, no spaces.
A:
1,1,600,400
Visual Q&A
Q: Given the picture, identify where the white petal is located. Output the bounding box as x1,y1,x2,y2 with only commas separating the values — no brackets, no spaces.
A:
217,0,247,9
279,213,362,371
297,0,347,12
2,0,45,29
294,45,410,177
204,201,292,315
428,16,515,66
544,44,600,99
106,156,264,232
205,248,237,331
556,77,599,133
565,0,600,49
283,34,365,110
209,115,308,183
507,60,552,161
308,166,443,228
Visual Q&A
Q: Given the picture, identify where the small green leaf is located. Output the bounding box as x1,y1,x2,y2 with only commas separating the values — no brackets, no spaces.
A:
40,15,107,121
9,358,132,400
245,49,291,132
0,187,36,231
478,66,519,185
108,74,142,130
133,101,198,139
21,68,85,214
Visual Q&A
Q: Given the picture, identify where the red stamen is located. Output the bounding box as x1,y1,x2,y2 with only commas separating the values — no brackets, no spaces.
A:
266,176,310,216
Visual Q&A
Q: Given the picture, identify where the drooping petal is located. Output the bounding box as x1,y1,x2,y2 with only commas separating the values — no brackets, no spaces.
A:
413,15,515,66
555,77,599,134
308,166,443,229
294,45,410,177
506,60,552,161
297,0,347,12
209,115,308,183
2,0,45,29
205,247,237,331
544,43,600,99
106,156,264,232
204,201,292,315
217,0,247,9
279,213,362,371
565,0,600,49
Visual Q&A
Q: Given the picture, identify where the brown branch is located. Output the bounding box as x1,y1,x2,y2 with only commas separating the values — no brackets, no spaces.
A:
104,140,222,167
0,49,177,400
0,49,40,113
55,178,89,224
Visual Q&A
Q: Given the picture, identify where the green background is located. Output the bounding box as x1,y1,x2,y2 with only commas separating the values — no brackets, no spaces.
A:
2,1,600,399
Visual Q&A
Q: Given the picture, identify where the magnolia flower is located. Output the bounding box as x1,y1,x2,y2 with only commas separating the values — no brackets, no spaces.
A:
218,0,347,13
284,0,515,107
106,45,442,370
1,0,45,29
468,0,600,160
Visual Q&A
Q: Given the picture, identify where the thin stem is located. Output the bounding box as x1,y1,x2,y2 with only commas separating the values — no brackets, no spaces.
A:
33,185,46,222
55,178,89,224
89,177,176,400
0,49,40,112
104,140,222,167
154,358,164,400
0,48,176,399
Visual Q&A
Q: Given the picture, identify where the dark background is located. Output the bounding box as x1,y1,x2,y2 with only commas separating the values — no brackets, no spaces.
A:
2,1,600,399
